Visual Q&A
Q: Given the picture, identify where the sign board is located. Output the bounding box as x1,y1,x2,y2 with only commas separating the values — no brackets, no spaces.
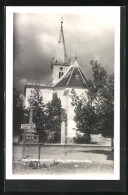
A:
21,124,30,129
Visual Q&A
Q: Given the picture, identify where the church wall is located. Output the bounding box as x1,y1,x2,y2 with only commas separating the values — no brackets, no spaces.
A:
54,87,88,143
25,87,53,108
40,89,53,104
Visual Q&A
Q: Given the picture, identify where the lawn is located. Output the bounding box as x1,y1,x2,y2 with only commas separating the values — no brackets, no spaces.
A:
13,144,114,177
13,160,113,176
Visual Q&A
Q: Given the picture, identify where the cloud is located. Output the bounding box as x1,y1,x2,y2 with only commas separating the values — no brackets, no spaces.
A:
13,10,115,90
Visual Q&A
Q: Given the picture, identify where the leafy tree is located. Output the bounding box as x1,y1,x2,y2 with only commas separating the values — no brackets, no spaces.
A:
89,61,114,144
28,88,48,143
71,61,114,145
46,93,62,143
89,60,114,104
13,88,29,135
28,90,63,143
71,89,100,135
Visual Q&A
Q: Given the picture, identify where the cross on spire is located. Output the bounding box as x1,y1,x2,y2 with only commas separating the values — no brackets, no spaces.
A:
61,17,63,29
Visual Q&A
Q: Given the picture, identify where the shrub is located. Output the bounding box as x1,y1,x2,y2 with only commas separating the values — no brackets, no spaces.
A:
107,149,114,160
75,133,91,144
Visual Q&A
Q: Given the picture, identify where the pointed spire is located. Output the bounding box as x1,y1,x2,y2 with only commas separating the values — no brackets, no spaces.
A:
55,18,67,64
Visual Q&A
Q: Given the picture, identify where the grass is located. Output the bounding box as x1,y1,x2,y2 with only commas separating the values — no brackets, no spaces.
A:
28,160,59,169
13,160,114,175
13,146,114,176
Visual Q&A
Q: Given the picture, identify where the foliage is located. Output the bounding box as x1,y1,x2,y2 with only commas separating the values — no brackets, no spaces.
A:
28,90,62,143
71,60,114,142
13,88,29,135
46,93,62,143
14,88,64,143
75,132,91,144
28,88,48,143
88,60,114,104
107,149,114,160
71,89,100,135
89,60,114,138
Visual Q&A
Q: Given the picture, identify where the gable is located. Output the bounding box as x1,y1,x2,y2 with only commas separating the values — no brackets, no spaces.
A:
54,64,88,88
67,67,87,87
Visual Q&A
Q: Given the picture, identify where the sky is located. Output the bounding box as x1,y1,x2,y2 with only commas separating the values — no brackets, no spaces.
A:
13,7,116,90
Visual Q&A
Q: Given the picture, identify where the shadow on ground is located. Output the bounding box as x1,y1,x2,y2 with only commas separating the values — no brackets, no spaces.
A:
80,150,114,160
81,150,111,155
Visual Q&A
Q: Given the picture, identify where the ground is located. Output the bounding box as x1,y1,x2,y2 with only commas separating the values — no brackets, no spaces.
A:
13,160,113,176
13,144,114,176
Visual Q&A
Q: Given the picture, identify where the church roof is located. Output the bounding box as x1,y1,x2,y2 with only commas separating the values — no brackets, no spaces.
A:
53,59,88,88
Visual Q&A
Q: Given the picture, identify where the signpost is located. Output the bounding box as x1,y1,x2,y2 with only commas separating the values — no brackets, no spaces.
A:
21,124,30,130
21,123,39,160
21,124,29,159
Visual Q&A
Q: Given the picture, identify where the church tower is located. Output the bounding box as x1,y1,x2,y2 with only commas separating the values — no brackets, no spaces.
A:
51,18,71,85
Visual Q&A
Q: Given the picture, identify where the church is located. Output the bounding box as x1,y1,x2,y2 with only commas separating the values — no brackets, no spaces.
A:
24,19,89,143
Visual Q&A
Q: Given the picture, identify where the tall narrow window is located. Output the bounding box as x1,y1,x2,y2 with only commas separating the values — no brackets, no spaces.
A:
59,72,61,78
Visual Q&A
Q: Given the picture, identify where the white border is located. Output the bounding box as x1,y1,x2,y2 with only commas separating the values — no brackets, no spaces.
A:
6,6,120,180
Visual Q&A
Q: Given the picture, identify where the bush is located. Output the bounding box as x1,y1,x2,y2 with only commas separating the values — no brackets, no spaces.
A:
75,133,91,144
29,161,39,169
107,149,114,160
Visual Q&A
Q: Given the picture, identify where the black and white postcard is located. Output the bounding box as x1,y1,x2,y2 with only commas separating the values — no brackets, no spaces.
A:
6,6,120,180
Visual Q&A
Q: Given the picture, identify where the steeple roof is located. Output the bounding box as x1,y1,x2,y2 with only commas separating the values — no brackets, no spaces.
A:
53,59,88,88
54,18,67,64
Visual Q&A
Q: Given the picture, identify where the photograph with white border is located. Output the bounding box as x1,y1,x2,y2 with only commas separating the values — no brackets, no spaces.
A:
6,6,120,180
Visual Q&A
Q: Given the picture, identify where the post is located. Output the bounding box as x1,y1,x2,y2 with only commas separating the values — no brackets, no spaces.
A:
61,109,67,144
38,144,41,168
22,129,26,159
29,92,35,132
29,98,33,132
61,121,66,143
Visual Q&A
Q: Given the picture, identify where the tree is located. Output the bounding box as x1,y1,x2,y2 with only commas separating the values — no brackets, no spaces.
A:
71,89,100,135
46,93,62,143
13,88,29,135
28,90,63,143
71,61,114,145
28,88,48,143
89,61,114,145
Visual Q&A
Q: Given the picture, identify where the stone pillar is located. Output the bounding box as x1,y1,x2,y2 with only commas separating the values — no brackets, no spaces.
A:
61,121,66,144
29,101,33,132
29,107,33,125
28,94,36,134
61,109,67,144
